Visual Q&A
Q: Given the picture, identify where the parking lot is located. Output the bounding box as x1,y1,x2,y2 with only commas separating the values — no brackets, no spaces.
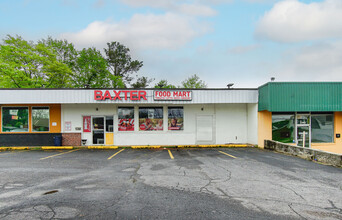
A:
0,148,341,220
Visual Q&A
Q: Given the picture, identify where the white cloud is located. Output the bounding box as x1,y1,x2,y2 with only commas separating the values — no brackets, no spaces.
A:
120,0,217,16
61,13,210,50
255,0,342,42
277,41,342,81
178,4,217,16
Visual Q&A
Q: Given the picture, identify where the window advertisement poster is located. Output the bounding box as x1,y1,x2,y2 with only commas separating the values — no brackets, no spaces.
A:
65,121,72,131
139,107,163,131
83,116,91,132
118,107,134,131
168,107,184,130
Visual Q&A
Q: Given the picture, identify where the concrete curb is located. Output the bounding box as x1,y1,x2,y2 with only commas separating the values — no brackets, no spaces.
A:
264,140,342,168
0,144,253,151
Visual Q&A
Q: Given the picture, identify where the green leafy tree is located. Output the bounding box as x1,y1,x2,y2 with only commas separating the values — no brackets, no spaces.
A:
0,35,72,88
104,42,143,87
131,76,154,88
39,37,79,88
72,47,114,88
180,74,207,88
154,79,176,89
39,37,78,69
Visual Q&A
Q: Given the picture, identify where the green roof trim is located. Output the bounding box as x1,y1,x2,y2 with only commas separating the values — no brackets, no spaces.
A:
258,82,342,112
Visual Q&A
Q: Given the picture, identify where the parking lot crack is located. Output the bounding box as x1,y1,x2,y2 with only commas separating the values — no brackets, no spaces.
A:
199,171,214,194
46,205,56,219
216,187,231,198
326,200,342,214
212,164,232,182
288,203,308,220
130,164,141,183
278,184,306,202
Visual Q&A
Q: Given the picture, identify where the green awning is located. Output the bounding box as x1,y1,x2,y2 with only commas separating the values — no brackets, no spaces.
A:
258,82,342,112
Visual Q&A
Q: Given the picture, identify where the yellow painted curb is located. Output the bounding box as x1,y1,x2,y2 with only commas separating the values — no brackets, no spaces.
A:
131,145,161,149
0,144,252,151
220,144,250,148
88,146,118,149
41,146,74,150
176,144,250,148
0,147,29,151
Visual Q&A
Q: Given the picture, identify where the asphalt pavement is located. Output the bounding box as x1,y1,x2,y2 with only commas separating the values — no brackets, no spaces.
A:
0,148,341,219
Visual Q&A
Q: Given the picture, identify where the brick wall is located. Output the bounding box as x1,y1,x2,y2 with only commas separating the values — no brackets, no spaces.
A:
62,133,81,146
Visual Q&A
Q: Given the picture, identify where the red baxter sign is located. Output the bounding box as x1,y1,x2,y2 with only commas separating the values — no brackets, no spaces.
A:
154,90,192,101
94,90,147,101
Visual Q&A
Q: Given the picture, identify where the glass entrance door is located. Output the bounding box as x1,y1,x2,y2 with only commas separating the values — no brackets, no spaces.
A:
296,114,311,148
93,116,104,144
297,126,310,147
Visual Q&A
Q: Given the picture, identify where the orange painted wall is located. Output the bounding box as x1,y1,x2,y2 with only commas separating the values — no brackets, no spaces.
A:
258,110,272,148
311,112,342,154
0,104,61,134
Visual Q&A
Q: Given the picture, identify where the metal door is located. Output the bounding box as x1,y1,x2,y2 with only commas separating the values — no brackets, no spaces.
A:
196,115,214,144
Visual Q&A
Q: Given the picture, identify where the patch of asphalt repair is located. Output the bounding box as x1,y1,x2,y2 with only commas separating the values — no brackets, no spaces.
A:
0,148,341,219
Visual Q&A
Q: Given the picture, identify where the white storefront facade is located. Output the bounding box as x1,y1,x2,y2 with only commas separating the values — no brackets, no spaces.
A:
0,89,258,146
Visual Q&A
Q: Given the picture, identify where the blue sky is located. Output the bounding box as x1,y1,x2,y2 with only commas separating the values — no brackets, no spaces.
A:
1,0,341,88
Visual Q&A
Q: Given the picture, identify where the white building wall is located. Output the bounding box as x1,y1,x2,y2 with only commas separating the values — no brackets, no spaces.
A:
215,104,248,144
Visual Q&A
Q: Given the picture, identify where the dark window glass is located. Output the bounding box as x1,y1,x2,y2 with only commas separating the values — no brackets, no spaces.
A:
93,117,104,130
272,114,295,143
2,107,29,132
311,114,334,143
106,116,113,132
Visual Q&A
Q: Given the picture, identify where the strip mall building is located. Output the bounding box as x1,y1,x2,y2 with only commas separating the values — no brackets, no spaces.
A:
1,82,342,155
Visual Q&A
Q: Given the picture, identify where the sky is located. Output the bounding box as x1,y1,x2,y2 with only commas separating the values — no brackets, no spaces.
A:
1,0,342,88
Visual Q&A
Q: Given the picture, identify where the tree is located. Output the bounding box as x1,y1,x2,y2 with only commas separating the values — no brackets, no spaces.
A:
131,76,154,88
39,37,78,70
0,35,72,88
154,79,176,89
180,74,207,88
72,47,114,88
104,42,143,87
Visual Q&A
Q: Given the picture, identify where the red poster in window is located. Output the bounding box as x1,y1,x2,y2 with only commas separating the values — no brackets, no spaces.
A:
118,119,134,131
83,116,91,132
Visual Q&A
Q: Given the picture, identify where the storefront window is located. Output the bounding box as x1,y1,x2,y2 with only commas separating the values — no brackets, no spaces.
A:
32,107,49,132
168,107,183,130
272,114,294,143
311,114,334,143
106,116,113,132
2,107,29,132
139,107,163,131
118,107,134,131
